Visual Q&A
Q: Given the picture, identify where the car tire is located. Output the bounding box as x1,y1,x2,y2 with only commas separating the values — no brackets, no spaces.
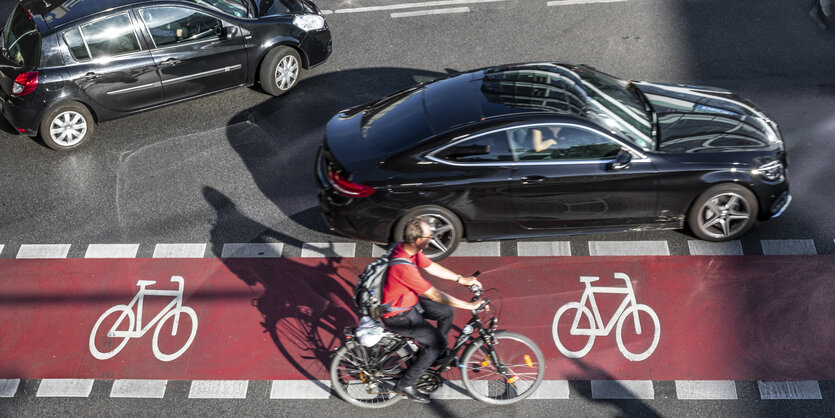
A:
260,46,301,96
393,205,463,261
687,183,759,241
39,102,95,151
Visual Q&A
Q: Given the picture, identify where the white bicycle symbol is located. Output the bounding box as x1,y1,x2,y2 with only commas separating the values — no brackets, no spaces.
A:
89,276,198,362
552,272,660,361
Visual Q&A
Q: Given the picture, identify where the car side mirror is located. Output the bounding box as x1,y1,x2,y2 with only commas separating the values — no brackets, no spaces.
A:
606,149,632,171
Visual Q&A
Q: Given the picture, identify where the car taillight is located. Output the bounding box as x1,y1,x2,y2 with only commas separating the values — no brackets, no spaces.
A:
327,165,374,198
12,72,38,96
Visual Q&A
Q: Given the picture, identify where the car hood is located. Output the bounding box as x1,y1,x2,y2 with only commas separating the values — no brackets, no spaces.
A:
633,81,783,153
255,0,319,16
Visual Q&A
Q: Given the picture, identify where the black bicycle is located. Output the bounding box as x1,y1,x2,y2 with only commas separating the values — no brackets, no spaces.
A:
329,272,545,407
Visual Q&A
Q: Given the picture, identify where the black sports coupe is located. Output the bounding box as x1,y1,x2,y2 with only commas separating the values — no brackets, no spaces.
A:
316,63,790,260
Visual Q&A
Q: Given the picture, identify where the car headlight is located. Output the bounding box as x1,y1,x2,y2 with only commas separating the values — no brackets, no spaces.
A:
293,14,325,31
753,160,784,182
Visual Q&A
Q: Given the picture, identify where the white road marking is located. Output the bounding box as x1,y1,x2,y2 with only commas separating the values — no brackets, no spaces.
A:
110,380,167,398
152,243,207,258
85,243,140,258
301,242,356,258
36,379,95,397
221,243,284,258
451,241,501,256
0,379,20,397
687,240,743,255
589,241,670,256
517,241,572,256
548,0,629,5
758,381,822,400
0,244,4,255
675,380,737,400
528,380,570,399
392,7,469,17
333,0,504,14
16,244,71,259
188,380,248,399
430,380,472,399
761,239,818,255
270,380,331,399
591,380,654,399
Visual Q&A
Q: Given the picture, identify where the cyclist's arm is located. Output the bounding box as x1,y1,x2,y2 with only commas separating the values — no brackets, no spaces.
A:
422,287,480,310
423,263,482,287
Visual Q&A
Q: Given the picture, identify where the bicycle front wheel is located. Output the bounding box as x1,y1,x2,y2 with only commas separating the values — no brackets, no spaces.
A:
330,340,406,408
461,331,545,405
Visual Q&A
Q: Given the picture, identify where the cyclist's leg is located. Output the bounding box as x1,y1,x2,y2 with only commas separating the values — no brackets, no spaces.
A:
417,297,454,340
382,308,445,387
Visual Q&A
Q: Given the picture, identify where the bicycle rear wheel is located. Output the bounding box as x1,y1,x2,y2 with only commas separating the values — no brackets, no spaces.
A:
461,331,545,405
330,339,409,408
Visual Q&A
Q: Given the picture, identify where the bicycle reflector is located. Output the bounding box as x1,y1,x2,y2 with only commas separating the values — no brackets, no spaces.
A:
480,355,491,367
524,354,533,368
507,376,520,384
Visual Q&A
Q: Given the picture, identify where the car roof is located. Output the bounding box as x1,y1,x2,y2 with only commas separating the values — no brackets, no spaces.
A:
22,0,170,31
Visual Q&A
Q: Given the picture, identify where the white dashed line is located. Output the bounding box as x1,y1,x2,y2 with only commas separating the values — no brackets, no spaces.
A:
0,244,4,255
221,243,284,258
451,241,501,256
529,380,570,399
392,6,469,17
301,242,357,258
36,379,95,397
110,380,167,398
270,380,331,399
588,241,670,256
675,380,738,400
333,0,504,14
152,243,207,258
687,240,743,255
761,239,818,255
84,244,140,258
591,380,654,399
16,244,71,259
547,0,629,6
758,380,822,400
0,379,20,397
188,380,249,399
517,241,572,256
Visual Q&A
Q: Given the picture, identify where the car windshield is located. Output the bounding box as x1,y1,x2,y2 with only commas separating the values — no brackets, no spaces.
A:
3,5,40,67
572,66,655,150
257,0,313,16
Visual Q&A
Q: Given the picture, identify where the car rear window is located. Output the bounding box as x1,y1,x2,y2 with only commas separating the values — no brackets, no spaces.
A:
3,5,41,66
360,88,434,154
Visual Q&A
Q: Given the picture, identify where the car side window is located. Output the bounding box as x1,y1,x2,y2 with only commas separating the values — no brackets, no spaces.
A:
63,28,90,61
140,7,223,48
434,131,514,163
509,125,623,162
79,13,141,59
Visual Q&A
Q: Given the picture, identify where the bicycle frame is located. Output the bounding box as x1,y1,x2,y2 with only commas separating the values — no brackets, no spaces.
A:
110,276,186,337
570,273,642,336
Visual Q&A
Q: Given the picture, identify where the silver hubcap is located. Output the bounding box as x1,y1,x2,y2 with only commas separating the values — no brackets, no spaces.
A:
421,213,458,259
697,192,752,239
49,111,87,146
274,55,298,90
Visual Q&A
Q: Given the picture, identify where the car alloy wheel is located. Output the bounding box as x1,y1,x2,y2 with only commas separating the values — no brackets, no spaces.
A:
49,111,88,147
688,183,758,241
274,55,298,91
394,205,463,261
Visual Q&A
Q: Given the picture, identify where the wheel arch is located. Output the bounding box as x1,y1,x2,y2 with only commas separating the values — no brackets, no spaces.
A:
387,203,469,242
254,42,308,85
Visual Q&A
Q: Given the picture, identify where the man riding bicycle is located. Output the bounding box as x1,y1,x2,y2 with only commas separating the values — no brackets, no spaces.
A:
381,216,482,403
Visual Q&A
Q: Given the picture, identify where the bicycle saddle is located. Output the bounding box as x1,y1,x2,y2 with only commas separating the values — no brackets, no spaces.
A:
136,280,156,287
579,276,600,283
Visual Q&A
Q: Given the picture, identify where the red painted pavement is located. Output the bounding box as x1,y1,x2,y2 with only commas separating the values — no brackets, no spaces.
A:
0,256,833,380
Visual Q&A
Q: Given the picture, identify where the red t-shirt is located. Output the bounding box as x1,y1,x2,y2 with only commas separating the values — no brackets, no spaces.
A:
381,243,433,318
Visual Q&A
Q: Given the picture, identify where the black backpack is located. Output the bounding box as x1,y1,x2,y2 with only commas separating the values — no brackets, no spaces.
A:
354,244,414,320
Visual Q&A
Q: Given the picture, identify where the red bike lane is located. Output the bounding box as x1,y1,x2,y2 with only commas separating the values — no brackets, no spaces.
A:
0,255,833,381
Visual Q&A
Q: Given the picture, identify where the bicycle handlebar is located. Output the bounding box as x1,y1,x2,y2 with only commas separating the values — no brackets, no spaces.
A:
468,271,490,313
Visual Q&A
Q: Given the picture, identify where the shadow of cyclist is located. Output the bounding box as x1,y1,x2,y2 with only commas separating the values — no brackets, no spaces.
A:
566,358,662,418
203,186,357,388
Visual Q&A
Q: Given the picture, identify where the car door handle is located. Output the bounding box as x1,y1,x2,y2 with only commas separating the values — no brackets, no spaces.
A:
84,72,99,80
160,58,181,66
521,175,546,184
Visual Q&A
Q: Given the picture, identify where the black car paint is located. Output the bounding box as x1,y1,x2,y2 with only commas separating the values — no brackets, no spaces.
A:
0,0,330,136
317,64,789,245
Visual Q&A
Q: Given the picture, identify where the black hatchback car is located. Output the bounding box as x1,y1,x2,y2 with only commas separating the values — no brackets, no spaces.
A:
317,63,791,260
0,0,331,150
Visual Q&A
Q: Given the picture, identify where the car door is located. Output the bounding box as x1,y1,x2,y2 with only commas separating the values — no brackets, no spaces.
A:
62,12,164,112
423,129,517,235
509,123,659,229
137,5,247,103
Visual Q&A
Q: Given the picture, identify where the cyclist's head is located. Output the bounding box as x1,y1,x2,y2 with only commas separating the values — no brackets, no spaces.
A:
403,216,430,244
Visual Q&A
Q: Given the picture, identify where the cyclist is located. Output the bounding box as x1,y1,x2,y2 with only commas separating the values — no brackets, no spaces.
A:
380,216,482,403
